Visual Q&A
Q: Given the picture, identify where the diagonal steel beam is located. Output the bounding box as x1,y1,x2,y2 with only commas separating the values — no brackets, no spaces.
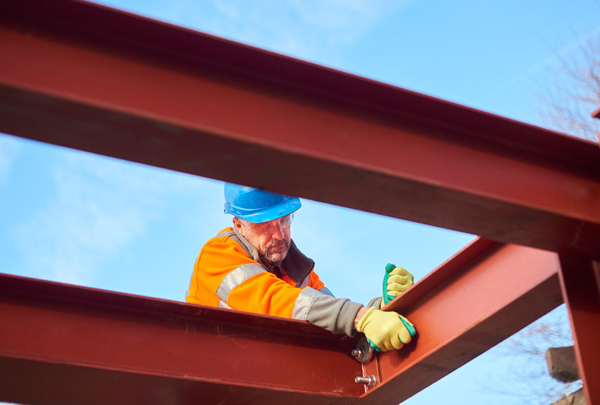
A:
354,238,563,404
0,273,363,405
0,0,599,257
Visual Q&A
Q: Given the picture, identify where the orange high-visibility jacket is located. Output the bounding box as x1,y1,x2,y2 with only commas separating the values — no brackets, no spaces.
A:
186,227,364,335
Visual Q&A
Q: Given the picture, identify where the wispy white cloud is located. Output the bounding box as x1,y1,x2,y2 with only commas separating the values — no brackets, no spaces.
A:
15,149,209,285
227,0,411,60
116,0,414,63
483,24,600,109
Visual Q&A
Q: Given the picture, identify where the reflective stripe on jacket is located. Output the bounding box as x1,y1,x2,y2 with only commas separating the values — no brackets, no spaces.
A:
186,227,363,335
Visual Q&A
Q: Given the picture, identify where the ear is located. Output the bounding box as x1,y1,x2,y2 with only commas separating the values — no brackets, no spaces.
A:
232,217,244,234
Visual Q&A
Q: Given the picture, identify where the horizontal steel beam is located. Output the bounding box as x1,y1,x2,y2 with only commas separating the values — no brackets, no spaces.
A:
355,238,563,404
0,0,599,257
0,273,363,405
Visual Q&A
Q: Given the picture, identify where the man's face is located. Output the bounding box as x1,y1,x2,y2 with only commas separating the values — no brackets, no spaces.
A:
233,215,292,267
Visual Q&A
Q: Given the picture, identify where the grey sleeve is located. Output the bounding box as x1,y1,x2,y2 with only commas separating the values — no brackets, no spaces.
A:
292,287,363,336
367,296,382,308
318,287,335,297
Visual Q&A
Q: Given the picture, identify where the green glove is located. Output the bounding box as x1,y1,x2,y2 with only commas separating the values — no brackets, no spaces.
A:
356,307,416,352
382,263,414,306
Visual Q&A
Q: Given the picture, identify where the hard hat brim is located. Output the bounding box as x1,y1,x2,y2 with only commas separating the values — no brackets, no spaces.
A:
236,196,301,223
224,183,302,223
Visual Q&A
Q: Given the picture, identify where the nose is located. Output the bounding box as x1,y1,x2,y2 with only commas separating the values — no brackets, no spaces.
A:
270,223,284,239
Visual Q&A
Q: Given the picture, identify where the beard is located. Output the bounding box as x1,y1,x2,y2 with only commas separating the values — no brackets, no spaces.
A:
259,237,291,267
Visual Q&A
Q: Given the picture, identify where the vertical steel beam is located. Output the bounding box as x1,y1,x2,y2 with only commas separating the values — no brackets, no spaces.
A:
558,257,600,405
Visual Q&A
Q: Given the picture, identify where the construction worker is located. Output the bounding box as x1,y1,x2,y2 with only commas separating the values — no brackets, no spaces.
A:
186,183,416,352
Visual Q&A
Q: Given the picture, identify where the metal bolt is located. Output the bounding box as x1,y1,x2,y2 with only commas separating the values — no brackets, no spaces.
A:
355,375,377,387
352,337,375,363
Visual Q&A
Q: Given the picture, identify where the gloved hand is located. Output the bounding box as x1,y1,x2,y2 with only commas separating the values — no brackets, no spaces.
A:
381,263,414,307
356,307,416,352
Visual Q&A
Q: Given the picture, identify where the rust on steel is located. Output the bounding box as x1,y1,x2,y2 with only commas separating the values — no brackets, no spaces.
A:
0,0,599,257
0,273,362,405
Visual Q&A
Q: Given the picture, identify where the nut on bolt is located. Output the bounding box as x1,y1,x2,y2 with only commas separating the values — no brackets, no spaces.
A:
355,375,377,387
351,348,363,360
352,337,374,363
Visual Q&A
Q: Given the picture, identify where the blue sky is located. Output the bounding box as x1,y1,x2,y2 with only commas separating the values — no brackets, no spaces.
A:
1,1,598,404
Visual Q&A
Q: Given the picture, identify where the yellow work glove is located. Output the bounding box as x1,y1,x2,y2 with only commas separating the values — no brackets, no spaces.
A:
381,263,414,307
356,307,416,352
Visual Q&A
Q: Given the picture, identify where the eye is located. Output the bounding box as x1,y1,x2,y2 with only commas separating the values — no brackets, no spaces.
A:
255,222,270,232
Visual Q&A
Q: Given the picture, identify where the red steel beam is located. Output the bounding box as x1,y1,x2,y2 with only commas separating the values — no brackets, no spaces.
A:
557,256,600,405
354,238,563,404
0,273,364,405
0,0,599,257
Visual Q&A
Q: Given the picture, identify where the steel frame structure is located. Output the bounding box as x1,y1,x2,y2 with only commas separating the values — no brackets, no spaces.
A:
0,0,599,404
0,240,563,405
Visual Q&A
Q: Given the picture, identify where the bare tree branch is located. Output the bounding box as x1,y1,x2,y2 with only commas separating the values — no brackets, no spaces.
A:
538,32,600,141
480,305,582,405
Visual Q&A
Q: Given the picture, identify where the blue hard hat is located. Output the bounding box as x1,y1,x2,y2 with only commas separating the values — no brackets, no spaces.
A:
224,183,301,223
